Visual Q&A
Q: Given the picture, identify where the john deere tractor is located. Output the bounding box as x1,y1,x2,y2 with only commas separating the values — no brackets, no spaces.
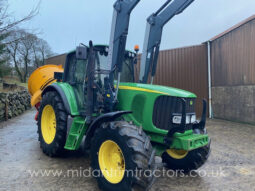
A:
28,0,210,190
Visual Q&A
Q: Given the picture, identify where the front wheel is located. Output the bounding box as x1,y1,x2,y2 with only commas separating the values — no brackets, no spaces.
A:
90,121,155,191
162,129,211,172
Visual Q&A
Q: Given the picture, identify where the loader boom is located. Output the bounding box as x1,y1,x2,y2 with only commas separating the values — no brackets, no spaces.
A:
139,0,194,84
108,0,140,84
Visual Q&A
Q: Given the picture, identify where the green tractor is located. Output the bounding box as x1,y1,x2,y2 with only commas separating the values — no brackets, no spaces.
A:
29,0,210,190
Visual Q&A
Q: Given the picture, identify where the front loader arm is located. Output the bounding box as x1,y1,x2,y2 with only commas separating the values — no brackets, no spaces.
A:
139,0,194,84
108,0,140,83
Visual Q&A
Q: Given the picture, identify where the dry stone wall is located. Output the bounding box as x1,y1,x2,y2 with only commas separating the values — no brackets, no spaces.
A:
0,90,31,121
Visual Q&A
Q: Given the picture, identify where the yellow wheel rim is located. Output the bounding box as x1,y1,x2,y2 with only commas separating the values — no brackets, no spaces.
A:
41,105,56,144
98,140,125,184
166,149,188,159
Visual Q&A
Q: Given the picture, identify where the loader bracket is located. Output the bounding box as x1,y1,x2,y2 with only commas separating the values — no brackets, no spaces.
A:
164,99,207,146
192,99,207,130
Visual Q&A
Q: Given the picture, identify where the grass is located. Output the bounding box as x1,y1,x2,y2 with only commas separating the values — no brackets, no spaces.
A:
0,76,28,93
3,76,28,88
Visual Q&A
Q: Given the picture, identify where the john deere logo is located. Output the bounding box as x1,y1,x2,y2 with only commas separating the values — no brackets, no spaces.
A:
190,101,193,105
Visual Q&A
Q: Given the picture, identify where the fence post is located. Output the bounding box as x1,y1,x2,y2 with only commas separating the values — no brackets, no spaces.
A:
5,97,8,121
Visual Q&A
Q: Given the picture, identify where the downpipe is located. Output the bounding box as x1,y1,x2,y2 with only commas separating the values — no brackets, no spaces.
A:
207,41,213,118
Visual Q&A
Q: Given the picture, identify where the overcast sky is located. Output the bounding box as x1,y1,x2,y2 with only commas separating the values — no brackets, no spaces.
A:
7,0,255,54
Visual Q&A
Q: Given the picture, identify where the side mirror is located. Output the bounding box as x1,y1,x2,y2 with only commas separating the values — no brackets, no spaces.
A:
76,46,88,60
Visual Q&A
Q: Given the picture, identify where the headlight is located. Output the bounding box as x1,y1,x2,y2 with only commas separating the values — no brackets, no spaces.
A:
172,115,182,124
172,114,196,124
191,114,196,123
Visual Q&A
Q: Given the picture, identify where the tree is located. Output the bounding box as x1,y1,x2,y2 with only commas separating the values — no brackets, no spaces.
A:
32,38,53,68
7,29,53,82
38,38,54,65
7,30,23,81
0,32,10,78
0,0,39,79
7,29,36,82
0,1,11,78
0,0,38,43
0,1,54,82
19,31,38,82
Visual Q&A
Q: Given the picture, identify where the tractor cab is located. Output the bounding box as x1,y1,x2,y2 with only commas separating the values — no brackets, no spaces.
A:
61,44,136,116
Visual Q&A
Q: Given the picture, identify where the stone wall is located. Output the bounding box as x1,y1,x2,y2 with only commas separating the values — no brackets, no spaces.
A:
212,85,255,124
0,90,31,122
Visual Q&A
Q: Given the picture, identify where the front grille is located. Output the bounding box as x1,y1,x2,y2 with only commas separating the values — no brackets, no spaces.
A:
152,96,195,131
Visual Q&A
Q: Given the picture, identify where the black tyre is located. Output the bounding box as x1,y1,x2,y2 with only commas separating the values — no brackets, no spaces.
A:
90,121,156,191
38,91,68,157
162,129,211,172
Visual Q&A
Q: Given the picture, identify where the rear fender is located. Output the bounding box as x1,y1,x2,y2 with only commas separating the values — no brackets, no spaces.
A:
42,83,79,116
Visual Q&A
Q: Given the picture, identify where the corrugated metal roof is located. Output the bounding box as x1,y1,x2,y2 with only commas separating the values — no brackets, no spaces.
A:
210,14,255,41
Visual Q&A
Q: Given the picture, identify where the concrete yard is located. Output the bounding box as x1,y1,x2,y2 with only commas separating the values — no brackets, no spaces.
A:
0,109,255,191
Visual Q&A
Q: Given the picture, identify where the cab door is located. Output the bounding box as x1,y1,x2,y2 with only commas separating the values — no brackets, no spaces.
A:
63,52,87,115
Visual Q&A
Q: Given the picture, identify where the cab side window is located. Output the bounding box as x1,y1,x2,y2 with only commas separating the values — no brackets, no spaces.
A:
64,53,88,114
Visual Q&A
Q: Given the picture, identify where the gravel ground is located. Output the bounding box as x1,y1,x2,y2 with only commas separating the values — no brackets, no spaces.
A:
0,109,255,191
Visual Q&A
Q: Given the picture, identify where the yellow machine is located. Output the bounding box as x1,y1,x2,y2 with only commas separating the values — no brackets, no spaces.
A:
28,65,63,107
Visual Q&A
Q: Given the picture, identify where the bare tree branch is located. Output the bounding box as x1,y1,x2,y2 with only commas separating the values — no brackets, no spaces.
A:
0,0,40,34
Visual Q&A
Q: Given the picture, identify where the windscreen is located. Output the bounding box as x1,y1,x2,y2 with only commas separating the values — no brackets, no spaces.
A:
95,46,135,83
120,54,134,82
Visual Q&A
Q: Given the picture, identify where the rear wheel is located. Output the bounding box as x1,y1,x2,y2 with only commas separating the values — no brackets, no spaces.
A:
38,91,68,157
90,121,156,191
162,129,211,172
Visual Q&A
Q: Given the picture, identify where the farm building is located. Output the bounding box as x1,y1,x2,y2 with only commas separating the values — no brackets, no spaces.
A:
45,53,67,66
210,15,255,124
